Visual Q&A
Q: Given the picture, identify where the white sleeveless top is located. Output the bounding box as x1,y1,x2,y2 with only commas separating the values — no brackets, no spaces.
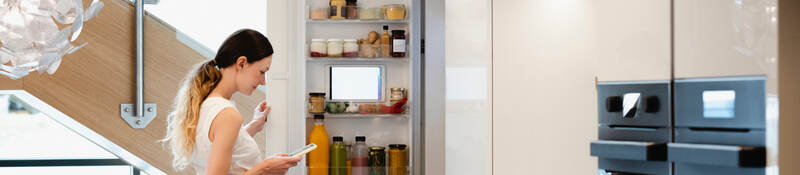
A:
191,97,262,175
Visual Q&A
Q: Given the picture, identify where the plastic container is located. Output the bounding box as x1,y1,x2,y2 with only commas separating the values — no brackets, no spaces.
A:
308,115,329,175
310,39,327,57
352,136,369,175
331,136,347,175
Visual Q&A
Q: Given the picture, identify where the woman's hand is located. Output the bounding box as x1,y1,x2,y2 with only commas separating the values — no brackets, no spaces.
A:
245,101,271,136
257,153,302,175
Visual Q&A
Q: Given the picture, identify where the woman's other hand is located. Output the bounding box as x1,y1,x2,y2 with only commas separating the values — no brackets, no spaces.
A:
245,100,271,136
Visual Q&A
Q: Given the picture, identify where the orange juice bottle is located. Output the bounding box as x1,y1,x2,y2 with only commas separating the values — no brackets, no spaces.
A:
308,114,330,175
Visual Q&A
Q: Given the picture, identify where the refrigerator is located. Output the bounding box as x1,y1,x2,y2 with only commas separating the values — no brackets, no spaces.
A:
284,0,423,174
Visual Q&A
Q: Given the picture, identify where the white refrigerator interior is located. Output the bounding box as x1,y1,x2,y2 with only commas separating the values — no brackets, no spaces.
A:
286,0,421,174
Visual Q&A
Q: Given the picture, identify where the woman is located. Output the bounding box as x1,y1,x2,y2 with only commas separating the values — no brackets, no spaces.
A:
162,29,301,175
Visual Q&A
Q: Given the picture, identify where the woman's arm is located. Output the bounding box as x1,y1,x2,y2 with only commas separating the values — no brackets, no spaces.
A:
206,108,265,175
245,101,270,137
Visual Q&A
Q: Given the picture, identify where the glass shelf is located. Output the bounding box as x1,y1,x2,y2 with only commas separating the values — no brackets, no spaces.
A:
306,113,409,119
307,57,409,62
307,19,408,24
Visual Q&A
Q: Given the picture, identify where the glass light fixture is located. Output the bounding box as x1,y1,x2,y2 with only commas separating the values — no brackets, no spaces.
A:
0,0,104,79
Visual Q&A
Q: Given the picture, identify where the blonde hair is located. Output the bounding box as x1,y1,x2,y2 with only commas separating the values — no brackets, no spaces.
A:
161,60,221,170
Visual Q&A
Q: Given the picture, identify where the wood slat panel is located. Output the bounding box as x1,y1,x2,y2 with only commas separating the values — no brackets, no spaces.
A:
0,77,22,90
18,0,266,174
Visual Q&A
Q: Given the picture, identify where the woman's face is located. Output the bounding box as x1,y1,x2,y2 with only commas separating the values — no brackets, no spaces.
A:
234,55,272,96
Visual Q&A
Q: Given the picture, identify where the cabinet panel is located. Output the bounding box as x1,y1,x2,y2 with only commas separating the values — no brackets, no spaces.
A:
674,0,778,78
595,0,671,82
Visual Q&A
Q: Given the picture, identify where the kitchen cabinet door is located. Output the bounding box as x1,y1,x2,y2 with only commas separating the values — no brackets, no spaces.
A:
674,0,778,79
595,0,671,82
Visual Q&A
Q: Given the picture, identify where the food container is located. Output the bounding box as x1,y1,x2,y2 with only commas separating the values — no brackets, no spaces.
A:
359,7,382,20
389,88,406,104
330,0,346,19
383,4,406,20
327,39,343,57
309,6,329,19
345,5,359,19
388,144,407,175
343,39,359,57
358,43,380,58
310,39,327,57
390,30,406,57
308,93,326,114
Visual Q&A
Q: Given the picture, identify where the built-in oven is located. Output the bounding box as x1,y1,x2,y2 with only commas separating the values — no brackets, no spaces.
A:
592,81,671,175
669,76,767,175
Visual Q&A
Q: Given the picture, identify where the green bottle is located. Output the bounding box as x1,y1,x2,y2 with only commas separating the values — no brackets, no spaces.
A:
330,136,347,175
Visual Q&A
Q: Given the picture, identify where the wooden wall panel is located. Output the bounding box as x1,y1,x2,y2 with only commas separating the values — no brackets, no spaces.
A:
0,77,22,90
779,0,800,173
19,0,266,174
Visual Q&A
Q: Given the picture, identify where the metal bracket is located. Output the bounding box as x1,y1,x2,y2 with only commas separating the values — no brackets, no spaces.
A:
120,103,156,129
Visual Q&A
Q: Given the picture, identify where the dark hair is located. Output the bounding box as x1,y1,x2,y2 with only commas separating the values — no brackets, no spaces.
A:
212,29,274,68
162,29,272,171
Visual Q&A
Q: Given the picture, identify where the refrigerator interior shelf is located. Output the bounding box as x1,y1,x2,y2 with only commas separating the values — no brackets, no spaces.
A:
307,57,409,62
307,19,409,24
306,113,410,119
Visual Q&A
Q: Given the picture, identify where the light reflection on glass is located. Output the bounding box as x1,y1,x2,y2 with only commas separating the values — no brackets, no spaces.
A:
703,90,736,119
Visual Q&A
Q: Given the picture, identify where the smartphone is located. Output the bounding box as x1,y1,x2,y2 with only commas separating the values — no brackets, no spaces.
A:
288,143,317,157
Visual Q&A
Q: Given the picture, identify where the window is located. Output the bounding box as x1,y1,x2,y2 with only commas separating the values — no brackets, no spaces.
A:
0,92,163,175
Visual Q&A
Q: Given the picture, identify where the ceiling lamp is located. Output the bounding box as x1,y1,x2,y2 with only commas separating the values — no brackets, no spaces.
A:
0,0,104,79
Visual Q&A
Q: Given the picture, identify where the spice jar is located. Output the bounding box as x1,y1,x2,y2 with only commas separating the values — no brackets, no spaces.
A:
343,39,359,57
308,93,326,114
310,39,327,57
345,0,358,19
390,30,406,57
389,88,406,104
330,0,346,19
388,144,407,175
327,39,343,57
383,4,406,20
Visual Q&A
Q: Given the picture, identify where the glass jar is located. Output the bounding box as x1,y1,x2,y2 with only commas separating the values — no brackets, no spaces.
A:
368,146,386,175
389,88,406,104
390,30,406,57
310,5,329,20
388,144,407,175
330,0,346,19
308,92,326,114
327,39,343,57
383,4,406,20
343,39,359,57
359,7,382,20
310,39,327,57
